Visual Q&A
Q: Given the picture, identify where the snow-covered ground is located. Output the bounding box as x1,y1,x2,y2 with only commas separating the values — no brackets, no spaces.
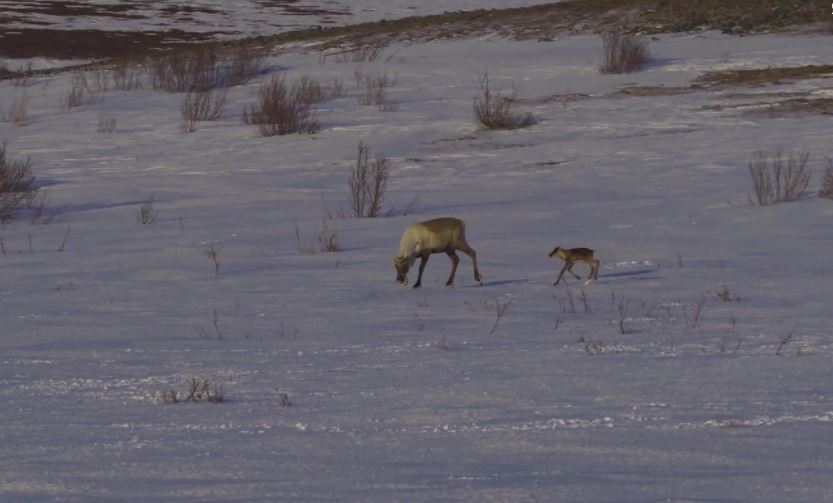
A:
2,27,833,502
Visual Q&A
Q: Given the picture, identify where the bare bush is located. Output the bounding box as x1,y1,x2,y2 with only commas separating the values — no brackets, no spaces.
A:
358,73,397,111
97,112,117,133
137,195,156,224
599,31,650,74
0,142,38,222
473,71,536,130
748,147,811,205
90,69,110,93
181,88,227,132
328,77,345,99
295,74,326,105
819,156,833,199
60,72,89,112
148,46,264,93
348,141,390,218
111,62,144,91
242,76,320,136
162,377,224,404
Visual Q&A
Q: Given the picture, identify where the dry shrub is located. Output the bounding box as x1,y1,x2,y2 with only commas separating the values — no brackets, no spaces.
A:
137,195,156,224
204,245,220,274
819,156,833,200
748,147,811,205
358,73,397,111
599,31,650,74
181,88,227,132
90,69,110,93
60,72,89,112
3,94,29,126
162,378,224,404
473,71,536,130
97,112,117,133
242,76,320,136
295,215,340,254
112,62,144,91
148,46,264,93
0,142,38,223
295,74,327,105
349,141,390,218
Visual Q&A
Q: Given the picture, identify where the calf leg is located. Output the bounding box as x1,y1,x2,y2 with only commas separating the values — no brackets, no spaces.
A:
567,261,581,279
413,253,430,288
445,250,460,286
554,262,569,285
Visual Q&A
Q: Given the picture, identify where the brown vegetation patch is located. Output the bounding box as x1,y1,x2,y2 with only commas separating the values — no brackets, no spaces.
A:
616,85,692,96
696,65,833,87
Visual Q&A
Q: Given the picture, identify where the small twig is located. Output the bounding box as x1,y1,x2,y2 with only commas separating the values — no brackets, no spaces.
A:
489,298,512,335
775,331,793,355
211,309,223,339
57,226,71,252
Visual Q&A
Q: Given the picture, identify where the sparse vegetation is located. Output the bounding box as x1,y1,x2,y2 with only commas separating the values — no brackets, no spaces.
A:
473,71,535,130
0,142,38,223
295,214,341,254
358,73,397,111
161,377,224,404
204,245,221,275
60,72,90,112
111,62,144,91
599,31,649,74
696,64,833,88
748,147,811,205
148,46,264,93
348,141,390,218
819,157,833,200
137,195,156,224
3,94,29,126
714,285,739,302
181,88,227,132
97,113,118,133
242,75,321,136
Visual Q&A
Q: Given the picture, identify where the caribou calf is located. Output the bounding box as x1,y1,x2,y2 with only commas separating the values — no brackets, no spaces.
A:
549,246,600,285
394,217,482,288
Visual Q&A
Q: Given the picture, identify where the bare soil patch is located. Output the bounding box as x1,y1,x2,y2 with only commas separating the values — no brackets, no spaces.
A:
0,28,219,60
